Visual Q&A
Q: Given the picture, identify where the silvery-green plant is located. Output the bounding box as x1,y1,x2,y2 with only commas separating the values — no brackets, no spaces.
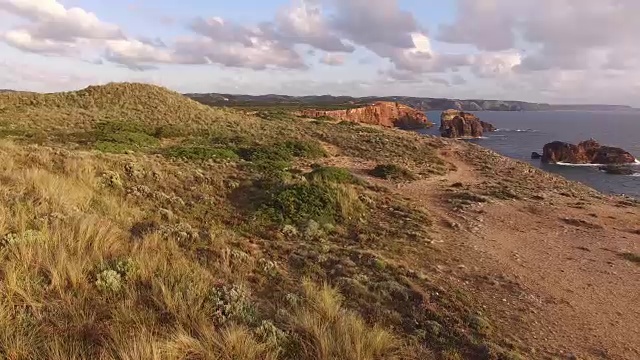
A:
96,270,123,293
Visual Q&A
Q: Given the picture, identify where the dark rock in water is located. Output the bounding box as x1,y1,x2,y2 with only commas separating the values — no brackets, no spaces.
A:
439,109,496,138
480,121,497,132
599,165,635,175
542,139,636,164
531,152,542,159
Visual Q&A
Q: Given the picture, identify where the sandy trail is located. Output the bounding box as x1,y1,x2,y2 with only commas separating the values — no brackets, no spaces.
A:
384,143,640,359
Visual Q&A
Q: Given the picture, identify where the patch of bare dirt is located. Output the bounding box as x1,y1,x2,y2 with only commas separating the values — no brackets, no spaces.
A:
377,141,640,359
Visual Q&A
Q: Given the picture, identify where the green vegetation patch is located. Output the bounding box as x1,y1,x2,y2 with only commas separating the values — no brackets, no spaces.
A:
255,110,296,122
93,120,160,153
164,145,239,162
152,124,189,138
306,166,361,185
310,115,337,122
369,164,417,181
255,181,364,226
620,252,640,265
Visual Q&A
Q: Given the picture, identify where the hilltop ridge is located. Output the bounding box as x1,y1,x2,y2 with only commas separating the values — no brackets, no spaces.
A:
0,83,248,130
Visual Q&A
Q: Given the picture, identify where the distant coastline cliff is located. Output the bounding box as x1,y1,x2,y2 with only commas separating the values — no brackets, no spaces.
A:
186,93,638,112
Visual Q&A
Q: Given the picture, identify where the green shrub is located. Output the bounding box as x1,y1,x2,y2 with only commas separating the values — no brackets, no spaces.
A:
621,252,640,264
256,182,363,225
164,145,239,161
114,258,138,279
95,120,148,135
312,115,336,122
306,166,360,184
95,141,134,154
256,110,295,121
467,315,493,337
282,140,326,159
153,124,188,138
370,164,416,181
93,120,159,153
259,183,337,225
239,145,294,164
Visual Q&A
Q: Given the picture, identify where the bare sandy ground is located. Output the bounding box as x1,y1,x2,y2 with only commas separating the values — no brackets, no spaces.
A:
324,140,640,359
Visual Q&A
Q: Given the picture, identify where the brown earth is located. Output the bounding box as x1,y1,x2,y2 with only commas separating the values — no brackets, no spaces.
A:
296,101,433,129
317,138,640,360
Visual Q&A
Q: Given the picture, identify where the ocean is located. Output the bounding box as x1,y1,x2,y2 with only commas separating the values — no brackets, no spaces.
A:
422,110,640,198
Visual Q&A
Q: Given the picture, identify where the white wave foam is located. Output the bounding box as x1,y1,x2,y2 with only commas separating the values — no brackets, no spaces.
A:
495,128,539,133
556,161,640,167
555,162,602,167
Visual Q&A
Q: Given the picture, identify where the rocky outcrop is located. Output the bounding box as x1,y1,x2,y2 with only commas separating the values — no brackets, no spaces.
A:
297,102,432,129
542,139,636,164
531,152,542,159
439,109,496,138
481,121,497,132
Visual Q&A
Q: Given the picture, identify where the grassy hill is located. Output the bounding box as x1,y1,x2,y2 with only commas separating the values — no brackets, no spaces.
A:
0,83,636,359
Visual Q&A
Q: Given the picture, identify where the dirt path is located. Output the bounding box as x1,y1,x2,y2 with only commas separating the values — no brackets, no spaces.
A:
379,143,640,359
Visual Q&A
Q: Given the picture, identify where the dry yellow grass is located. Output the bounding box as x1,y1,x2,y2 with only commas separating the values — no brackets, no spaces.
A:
0,140,403,359
292,281,400,360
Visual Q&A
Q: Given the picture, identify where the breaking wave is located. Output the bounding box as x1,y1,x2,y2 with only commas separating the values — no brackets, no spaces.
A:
495,128,539,133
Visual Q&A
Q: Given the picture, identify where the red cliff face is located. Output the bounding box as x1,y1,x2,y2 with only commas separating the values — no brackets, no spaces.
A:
297,102,432,129
542,139,636,164
439,109,496,138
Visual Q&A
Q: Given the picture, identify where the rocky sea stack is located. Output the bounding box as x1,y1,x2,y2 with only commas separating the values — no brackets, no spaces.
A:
439,109,496,138
297,101,432,129
542,139,636,164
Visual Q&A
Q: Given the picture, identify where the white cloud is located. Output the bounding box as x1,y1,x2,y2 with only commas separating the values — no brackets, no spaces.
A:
320,53,345,66
439,0,640,73
272,1,353,52
0,0,123,41
2,0,640,106
1,28,78,55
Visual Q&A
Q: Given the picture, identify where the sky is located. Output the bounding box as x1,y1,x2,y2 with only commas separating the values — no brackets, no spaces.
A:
1,0,640,106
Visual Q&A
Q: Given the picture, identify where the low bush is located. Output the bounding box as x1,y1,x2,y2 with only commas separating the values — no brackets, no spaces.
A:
305,166,360,184
93,120,159,153
370,164,416,181
620,252,640,264
164,145,239,161
153,124,189,138
256,181,364,225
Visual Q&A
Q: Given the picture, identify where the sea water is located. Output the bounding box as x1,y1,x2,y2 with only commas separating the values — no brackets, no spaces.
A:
421,110,640,198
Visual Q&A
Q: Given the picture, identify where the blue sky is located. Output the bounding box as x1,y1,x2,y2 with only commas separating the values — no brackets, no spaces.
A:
1,0,639,105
